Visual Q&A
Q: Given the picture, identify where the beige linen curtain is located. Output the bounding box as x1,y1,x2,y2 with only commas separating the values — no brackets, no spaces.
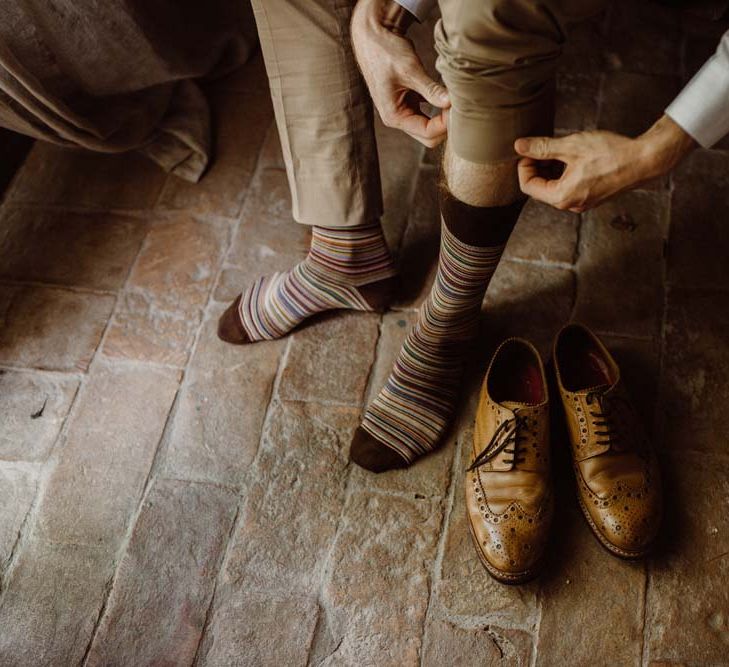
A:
0,0,256,182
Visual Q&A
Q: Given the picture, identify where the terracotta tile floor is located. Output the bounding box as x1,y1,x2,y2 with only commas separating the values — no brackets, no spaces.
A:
1,3,728,665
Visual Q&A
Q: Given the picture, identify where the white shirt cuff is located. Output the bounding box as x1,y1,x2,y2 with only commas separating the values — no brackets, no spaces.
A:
393,0,437,23
665,30,729,148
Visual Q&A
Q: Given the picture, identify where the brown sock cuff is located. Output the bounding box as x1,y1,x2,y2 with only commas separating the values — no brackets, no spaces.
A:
439,188,526,247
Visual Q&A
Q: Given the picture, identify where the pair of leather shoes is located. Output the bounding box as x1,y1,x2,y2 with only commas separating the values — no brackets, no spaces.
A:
466,324,662,584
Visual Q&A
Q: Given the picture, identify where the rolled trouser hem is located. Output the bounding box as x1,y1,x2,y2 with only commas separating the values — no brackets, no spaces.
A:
290,177,384,227
448,93,555,164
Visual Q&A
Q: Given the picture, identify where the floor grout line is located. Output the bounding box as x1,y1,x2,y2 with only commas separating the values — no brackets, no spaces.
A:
418,431,462,666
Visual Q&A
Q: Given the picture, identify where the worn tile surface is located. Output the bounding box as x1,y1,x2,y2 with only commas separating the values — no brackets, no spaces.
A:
1,6,728,664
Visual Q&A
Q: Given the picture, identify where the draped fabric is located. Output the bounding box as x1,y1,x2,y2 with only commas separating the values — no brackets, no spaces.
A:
0,0,256,182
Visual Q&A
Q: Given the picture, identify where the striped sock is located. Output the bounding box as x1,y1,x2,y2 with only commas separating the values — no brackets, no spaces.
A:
219,223,397,343
351,198,523,471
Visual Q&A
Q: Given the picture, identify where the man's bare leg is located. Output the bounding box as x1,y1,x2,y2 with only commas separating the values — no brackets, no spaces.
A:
443,144,522,208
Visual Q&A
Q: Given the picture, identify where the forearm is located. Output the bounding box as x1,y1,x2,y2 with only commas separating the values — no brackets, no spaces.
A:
629,115,697,185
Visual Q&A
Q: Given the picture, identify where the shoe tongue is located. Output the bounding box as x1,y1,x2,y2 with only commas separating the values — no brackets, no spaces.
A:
500,400,537,414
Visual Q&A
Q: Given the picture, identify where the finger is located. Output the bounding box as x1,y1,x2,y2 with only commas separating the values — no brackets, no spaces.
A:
404,130,446,148
399,110,448,146
514,136,568,161
517,158,563,205
404,61,450,109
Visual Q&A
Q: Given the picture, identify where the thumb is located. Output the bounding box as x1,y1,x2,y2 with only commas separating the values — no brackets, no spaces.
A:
514,136,565,160
406,63,450,108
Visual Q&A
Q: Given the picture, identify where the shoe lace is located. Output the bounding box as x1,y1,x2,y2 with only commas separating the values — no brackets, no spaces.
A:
467,410,529,471
585,390,635,451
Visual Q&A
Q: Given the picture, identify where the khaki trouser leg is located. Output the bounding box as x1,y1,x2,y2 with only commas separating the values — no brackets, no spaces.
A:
251,0,383,227
435,0,608,164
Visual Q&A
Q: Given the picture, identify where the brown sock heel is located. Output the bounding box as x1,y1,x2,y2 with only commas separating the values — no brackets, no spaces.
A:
358,275,398,313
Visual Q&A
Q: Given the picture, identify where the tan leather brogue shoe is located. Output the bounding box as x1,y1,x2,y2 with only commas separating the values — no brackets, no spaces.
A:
553,324,662,559
466,338,553,584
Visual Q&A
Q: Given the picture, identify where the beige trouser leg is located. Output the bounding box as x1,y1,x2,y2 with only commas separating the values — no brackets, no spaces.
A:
251,0,383,227
435,0,608,165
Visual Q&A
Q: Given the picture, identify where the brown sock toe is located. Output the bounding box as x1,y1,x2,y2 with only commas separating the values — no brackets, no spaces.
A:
349,427,409,473
217,296,250,344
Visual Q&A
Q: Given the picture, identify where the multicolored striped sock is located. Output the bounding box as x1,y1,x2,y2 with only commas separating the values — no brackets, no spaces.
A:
350,197,524,471
218,223,397,344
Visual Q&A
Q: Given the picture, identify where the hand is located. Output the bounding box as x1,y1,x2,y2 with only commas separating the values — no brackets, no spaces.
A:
351,0,450,148
514,116,696,212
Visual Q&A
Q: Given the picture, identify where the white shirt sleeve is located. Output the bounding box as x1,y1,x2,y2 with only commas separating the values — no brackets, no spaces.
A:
665,30,729,148
393,0,437,23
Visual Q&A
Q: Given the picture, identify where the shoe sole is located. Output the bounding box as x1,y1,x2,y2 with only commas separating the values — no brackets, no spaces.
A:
466,509,541,585
574,481,651,560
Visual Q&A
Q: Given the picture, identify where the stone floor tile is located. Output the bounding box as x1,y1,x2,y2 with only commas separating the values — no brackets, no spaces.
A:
421,620,534,667
205,48,270,95
606,0,680,76
667,149,729,290
188,301,282,375
430,425,540,626
257,123,285,170
0,370,79,462
555,65,600,133
213,266,250,304
562,11,609,68
597,72,679,137
196,589,319,666
536,505,646,667
644,452,729,665
223,400,356,594
313,491,443,666
556,12,607,131
504,200,579,266
278,310,380,405
659,289,729,456
156,88,273,218
224,168,310,288
394,167,440,309
376,119,424,254
679,13,728,82
573,190,669,338
0,285,114,371
482,261,575,359
349,310,457,497
0,462,39,568
32,362,180,550
124,215,228,308
103,214,228,366
0,540,113,666
0,208,148,290
85,479,237,667
158,306,285,486
8,145,166,210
